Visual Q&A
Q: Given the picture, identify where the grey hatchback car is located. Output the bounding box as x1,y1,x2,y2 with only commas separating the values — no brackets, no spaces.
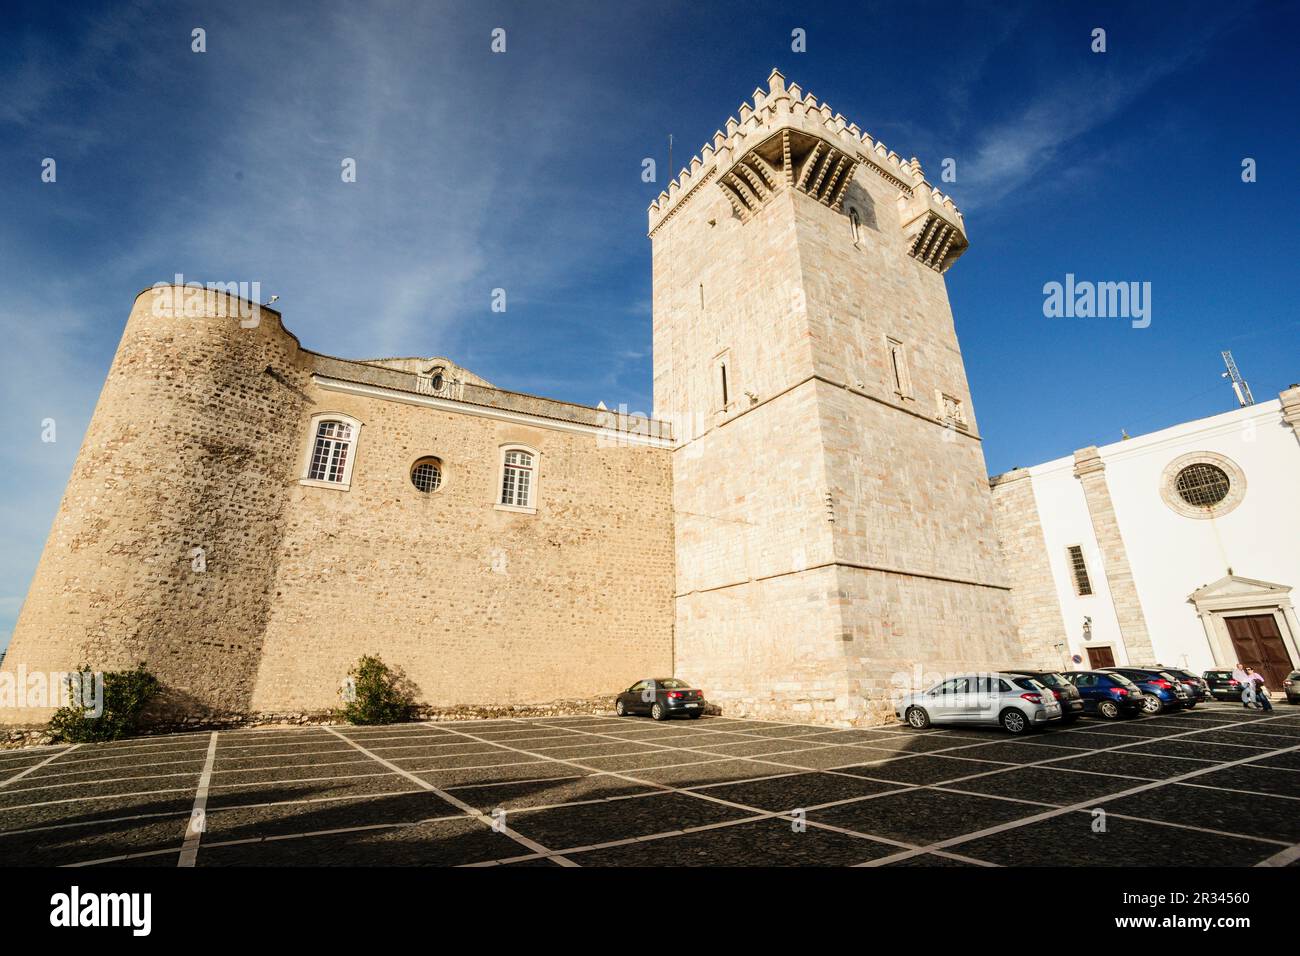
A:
896,673,1063,734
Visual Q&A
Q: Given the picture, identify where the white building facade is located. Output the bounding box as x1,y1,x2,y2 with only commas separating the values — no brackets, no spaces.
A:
991,384,1300,691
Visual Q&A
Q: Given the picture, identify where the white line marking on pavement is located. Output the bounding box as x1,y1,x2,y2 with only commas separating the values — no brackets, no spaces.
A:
177,731,219,867
1255,842,1300,867
323,725,577,866
859,729,1300,866
0,745,78,789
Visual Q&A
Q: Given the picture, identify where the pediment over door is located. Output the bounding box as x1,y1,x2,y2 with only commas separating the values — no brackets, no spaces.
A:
1189,575,1293,612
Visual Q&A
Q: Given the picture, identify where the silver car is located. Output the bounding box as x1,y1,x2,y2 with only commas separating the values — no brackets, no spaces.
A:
895,672,1063,734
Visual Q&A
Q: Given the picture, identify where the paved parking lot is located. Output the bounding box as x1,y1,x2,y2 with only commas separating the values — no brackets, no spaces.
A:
1,703,1298,867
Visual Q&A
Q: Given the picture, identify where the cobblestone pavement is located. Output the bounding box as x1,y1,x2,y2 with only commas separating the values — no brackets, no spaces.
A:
1,703,1297,867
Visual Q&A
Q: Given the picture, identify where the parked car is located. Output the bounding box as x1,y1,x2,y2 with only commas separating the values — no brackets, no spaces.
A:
1154,667,1211,704
1062,670,1147,719
615,678,706,720
895,673,1062,734
1283,671,1300,704
1203,669,1245,702
1002,669,1085,721
1100,667,1191,714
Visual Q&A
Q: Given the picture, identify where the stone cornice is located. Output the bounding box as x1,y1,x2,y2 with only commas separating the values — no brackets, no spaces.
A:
313,376,674,448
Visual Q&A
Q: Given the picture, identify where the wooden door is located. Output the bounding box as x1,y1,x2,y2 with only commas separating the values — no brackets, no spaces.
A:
1225,615,1294,690
1087,646,1116,669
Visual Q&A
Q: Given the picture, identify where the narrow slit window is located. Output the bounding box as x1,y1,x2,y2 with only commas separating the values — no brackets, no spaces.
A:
887,337,911,397
714,350,732,411
850,208,861,242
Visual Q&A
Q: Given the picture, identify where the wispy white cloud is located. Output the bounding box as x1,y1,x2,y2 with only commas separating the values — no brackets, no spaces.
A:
950,10,1248,213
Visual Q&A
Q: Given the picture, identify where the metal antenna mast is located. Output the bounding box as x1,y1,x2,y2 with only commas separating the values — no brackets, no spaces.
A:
1220,350,1255,407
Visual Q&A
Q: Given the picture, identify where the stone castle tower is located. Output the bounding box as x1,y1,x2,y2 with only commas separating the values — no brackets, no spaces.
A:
650,70,1021,722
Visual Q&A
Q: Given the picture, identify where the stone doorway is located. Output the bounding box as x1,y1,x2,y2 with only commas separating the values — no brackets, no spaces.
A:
1190,575,1300,693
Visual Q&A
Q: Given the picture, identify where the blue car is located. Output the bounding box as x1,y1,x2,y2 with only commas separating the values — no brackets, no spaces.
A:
1063,670,1147,719
1100,667,1191,715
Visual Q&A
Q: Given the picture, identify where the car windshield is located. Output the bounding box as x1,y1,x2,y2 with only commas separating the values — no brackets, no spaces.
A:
1158,672,1180,683
1033,673,1069,689
1108,674,1140,690
1207,671,1231,678
657,679,690,689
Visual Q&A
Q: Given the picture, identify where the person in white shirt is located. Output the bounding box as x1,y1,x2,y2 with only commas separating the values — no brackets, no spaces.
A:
1232,663,1254,708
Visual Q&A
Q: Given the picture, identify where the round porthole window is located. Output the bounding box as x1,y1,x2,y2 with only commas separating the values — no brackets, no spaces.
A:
411,458,443,493
1174,463,1230,508
1159,452,1244,519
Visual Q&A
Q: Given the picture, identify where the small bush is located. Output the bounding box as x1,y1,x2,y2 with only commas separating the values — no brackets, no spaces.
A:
338,655,417,725
48,663,161,743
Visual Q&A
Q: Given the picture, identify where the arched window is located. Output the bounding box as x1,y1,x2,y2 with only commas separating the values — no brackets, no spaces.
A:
300,413,362,490
849,208,861,243
497,446,538,512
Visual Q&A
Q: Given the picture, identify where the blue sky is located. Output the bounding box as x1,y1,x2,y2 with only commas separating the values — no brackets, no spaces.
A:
1,0,1296,651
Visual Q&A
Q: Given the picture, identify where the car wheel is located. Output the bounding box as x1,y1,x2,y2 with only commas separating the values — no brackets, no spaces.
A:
1184,701,1197,709
615,699,627,717
1142,695,1164,715
1098,700,1120,720
1000,708,1030,734
650,702,666,721
904,706,931,729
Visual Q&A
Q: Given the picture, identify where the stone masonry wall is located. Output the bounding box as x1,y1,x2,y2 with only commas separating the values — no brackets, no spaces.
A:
1,289,312,722
989,469,1068,666
250,381,674,711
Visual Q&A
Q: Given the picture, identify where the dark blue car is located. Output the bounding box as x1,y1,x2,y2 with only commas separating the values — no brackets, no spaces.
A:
1100,667,1191,715
1063,670,1147,719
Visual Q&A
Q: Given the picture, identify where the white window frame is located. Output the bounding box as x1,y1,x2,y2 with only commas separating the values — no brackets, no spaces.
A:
495,443,539,514
299,412,363,491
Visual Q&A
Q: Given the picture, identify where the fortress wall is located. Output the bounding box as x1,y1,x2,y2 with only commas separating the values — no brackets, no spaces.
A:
673,563,847,722
250,383,675,711
834,564,1023,719
1,288,310,722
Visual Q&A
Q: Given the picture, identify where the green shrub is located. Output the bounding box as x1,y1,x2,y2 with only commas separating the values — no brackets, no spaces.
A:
48,663,161,742
338,655,417,725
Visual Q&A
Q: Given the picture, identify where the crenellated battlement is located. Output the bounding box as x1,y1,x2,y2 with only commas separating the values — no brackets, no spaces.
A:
647,68,966,266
